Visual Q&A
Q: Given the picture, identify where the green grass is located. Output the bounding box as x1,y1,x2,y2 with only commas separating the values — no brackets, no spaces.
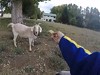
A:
0,43,8,53
14,47,24,55
0,18,11,30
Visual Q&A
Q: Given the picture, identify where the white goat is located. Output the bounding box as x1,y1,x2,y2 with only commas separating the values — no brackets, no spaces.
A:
8,23,42,51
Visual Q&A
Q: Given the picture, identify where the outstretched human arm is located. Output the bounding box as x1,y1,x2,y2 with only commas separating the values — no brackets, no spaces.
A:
59,36,91,68
51,31,100,75
51,31,91,68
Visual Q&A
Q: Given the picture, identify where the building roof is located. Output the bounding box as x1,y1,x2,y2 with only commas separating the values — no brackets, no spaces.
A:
43,13,56,16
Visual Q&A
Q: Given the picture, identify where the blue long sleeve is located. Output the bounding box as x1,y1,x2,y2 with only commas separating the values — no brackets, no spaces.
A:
59,36,100,75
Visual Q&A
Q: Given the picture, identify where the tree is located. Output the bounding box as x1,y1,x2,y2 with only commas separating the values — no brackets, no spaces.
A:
0,0,10,17
23,0,41,19
76,15,84,27
11,0,41,23
51,6,63,22
11,0,23,23
61,6,69,24
51,4,100,31
0,0,49,23
0,0,23,23
86,7,100,30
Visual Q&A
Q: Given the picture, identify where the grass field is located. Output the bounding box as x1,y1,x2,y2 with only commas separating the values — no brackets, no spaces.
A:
0,18,100,75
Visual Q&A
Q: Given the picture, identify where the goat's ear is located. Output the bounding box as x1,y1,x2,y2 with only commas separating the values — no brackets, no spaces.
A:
39,27,42,33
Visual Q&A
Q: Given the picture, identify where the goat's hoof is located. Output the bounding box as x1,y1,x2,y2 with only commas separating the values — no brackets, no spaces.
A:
29,50,32,52
15,46,17,47
32,44,34,46
32,45,34,47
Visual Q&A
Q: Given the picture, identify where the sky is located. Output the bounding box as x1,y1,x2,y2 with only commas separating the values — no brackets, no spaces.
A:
38,0,100,13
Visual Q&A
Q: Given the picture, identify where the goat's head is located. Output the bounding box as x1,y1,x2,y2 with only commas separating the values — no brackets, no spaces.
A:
31,23,42,36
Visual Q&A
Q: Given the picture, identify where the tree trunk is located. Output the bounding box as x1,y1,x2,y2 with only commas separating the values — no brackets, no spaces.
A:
11,0,23,23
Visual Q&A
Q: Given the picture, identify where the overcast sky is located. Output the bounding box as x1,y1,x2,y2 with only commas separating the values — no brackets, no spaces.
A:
38,0,100,13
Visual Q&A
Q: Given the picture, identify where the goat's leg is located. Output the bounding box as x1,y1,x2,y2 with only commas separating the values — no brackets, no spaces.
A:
13,33,18,47
32,39,34,46
12,29,18,47
29,38,33,51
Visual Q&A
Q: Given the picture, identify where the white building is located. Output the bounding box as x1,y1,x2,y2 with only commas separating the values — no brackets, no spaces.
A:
3,13,11,18
41,13,56,22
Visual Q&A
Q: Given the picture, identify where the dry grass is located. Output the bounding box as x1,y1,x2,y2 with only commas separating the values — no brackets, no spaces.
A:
0,18,100,75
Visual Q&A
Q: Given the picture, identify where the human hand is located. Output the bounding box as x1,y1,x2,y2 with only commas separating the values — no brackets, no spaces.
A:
51,32,59,43
49,30,64,43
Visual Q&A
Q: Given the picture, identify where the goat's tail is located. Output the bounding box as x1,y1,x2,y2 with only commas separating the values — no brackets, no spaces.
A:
7,23,14,27
7,24,11,27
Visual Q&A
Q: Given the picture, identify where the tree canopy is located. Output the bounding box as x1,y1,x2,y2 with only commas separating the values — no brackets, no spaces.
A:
51,4,100,31
0,0,49,19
